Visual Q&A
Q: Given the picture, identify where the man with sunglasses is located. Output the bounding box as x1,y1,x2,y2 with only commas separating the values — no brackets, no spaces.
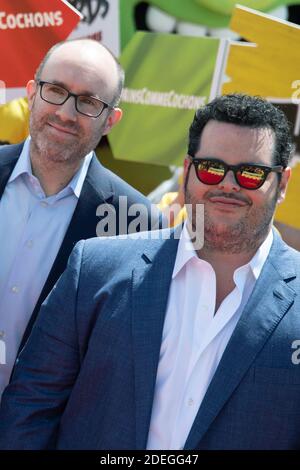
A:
0,39,160,401
1,94,300,450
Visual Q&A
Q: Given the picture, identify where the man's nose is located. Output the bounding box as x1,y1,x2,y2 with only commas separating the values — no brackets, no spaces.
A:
55,95,77,122
217,169,240,192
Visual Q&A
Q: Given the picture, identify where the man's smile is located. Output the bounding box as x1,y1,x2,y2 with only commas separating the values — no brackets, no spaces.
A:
208,196,249,208
47,122,78,136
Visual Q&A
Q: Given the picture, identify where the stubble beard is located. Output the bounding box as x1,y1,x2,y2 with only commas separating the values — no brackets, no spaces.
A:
29,111,104,168
185,187,279,254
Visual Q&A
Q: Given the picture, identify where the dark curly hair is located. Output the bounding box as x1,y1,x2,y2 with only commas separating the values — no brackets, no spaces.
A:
188,94,294,167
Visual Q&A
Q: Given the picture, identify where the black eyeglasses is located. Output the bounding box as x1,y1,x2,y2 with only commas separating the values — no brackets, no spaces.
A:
37,81,113,118
189,156,284,190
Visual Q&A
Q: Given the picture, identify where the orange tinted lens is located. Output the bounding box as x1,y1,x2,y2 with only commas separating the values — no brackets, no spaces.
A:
197,161,225,184
237,166,265,189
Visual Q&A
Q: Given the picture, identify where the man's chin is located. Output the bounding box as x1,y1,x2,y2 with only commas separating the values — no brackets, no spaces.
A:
37,144,74,163
205,221,241,236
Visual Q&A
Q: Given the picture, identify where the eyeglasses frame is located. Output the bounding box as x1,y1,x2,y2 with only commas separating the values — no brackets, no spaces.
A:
37,80,114,118
188,155,284,190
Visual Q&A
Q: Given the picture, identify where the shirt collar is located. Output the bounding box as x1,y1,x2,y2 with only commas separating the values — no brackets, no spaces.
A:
8,136,32,183
173,221,274,281
172,222,199,279
8,135,93,199
69,151,93,198
247,228,273,280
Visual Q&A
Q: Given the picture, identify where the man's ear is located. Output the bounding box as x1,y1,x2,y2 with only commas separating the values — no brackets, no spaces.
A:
183,156,191,177
26,80,37,111
102,107,123,135
277,167,291,204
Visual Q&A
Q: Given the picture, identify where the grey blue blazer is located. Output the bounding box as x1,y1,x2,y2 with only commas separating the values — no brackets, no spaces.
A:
0,143,159,350
0,228,299,449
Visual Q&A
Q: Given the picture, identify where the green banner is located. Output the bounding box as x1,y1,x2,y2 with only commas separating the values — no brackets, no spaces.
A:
108,32,224,167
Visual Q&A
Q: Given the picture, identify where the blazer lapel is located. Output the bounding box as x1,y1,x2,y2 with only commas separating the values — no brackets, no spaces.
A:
38,162,111,296
19,154,114,350
132,229,181,449
0,143,24,197
184,231,297,449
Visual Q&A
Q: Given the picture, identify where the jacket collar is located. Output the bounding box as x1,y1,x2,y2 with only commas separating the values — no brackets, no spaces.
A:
131,227,297,449
0,143,24,198
132,227,182,449
18,151,114,351
184,229,297,449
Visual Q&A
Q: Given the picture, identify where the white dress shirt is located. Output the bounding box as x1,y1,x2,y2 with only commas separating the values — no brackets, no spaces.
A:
0,137,93,398
147,223,273,450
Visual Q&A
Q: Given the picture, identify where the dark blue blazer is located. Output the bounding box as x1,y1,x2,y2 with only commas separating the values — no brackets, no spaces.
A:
0,143,158,350
0,228,300,449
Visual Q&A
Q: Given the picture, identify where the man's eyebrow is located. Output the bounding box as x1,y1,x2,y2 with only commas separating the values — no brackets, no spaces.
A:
45,80,100,98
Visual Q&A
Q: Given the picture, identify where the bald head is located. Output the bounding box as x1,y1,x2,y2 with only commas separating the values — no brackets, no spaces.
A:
35,39,124,106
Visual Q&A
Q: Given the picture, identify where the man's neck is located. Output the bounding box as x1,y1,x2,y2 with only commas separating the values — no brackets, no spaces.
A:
195,229,272,312
195,225,272,273
198,248,256,274
30,150,82,197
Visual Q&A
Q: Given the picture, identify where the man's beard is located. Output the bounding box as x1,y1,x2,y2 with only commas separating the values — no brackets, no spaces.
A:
29,111,103,166
185,186,279,254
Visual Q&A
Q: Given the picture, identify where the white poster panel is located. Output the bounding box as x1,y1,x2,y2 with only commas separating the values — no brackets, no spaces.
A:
67,0,120,56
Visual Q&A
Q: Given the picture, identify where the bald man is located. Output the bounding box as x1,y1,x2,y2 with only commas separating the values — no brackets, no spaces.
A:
0,39,159,399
